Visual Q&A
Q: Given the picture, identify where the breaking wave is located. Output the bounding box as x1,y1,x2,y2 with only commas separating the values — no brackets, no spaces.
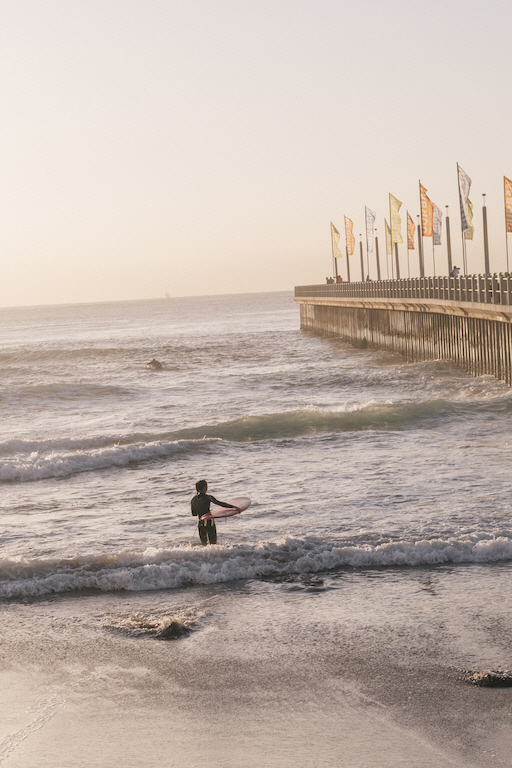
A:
1,533,512,599
0,438,216,482
3,396,512,482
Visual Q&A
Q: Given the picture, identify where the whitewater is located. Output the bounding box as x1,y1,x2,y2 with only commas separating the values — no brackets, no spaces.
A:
2,291,512,768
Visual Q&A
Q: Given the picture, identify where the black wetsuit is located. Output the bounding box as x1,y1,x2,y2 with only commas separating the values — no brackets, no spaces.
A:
191,492,232,545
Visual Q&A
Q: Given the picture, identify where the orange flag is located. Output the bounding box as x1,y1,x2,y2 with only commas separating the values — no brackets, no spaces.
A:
344,216,355,256
407,212,415,250
420,183,434,237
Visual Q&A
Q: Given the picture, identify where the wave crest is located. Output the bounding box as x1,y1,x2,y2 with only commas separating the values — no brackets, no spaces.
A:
0,398,508,482
1,533,512,599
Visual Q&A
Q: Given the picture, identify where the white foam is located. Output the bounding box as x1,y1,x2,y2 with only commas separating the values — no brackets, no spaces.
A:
0,439,209,482
2,533,512,599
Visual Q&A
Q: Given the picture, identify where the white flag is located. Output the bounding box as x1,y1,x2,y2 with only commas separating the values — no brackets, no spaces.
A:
330,222,342,258
433,205,443,246
457,164,472,233
365,207,376,253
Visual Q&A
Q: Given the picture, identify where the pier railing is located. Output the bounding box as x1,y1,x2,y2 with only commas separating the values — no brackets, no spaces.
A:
295,273,512,306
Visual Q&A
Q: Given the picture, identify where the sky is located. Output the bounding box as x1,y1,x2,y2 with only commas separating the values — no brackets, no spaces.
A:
1,0,512,306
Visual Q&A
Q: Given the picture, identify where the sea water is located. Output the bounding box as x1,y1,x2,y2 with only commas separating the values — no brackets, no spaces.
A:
1,291,512,767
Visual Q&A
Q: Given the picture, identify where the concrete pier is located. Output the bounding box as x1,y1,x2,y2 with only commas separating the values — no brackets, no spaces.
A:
295,276,512,384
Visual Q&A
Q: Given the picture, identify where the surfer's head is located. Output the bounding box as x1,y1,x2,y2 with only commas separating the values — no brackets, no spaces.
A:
196,480,207,493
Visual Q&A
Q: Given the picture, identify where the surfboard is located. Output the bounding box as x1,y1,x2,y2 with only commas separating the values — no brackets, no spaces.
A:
200,496,251,521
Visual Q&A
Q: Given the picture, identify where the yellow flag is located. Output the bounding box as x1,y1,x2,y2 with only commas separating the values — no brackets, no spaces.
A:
420,183,434,237
389,194,403,244
504,177,512,233
344,216,355,256
385,219,393,256
464,198,474,240
330,222,342,258
407,212,415,250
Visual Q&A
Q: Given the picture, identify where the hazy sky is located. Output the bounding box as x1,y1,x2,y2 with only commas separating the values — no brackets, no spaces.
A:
1,0,512,306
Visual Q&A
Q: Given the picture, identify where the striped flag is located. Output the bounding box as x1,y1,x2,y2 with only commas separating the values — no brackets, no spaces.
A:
433,205,443,246
457,164,472,234
504,176,512,233
365,207,376,253
407,212,415,250
385,219,393,256
420,183,434,237
330,222,342,259
389,194,403,244
344,216,355,256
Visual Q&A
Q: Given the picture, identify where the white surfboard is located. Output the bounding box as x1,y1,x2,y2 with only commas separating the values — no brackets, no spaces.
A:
200,496,251,521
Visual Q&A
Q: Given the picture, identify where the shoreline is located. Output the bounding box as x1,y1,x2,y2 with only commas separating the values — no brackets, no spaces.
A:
1,564,511,767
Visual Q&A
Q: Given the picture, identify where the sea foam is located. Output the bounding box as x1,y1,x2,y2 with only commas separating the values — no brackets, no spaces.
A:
0,439,212,482
1,533,512,599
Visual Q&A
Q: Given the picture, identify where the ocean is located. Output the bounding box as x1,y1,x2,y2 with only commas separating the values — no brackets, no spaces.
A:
1,290,512,767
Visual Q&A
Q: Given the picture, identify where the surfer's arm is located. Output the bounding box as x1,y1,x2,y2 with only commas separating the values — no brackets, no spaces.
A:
209,495,240,511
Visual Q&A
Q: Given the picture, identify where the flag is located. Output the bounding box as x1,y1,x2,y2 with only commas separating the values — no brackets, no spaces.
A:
464,198,474,240
330,222,342,258
433,205,443,246
407,212,415,250
420,183,434,236
504,176,512,233
365,207,376,253
344,216,355,256
457,164,472,233
389,194,403,244
385,219,393,256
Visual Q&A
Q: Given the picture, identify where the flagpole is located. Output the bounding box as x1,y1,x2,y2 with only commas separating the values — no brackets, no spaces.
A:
359,238,365,282
505,177,511,273
384,220,390,278
417,215,424,278
406,210,410,278
457,163,468,275
375,230,381,280
346,246,351,283
406,209,409,277
330,224,337,279
394,243,400,280
445,206,452,275
389,194,403,280
432,238,435,277
418,181,425,278
482,193,490,274
457,164,465,273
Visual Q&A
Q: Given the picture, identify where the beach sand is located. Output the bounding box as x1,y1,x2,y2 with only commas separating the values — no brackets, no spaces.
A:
1,565,512,767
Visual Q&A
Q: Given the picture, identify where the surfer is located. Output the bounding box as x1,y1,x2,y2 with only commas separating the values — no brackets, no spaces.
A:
191,480,241,546
147,358,163,370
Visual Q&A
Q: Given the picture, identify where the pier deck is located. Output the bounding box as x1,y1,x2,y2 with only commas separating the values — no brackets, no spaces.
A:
295,275,512,384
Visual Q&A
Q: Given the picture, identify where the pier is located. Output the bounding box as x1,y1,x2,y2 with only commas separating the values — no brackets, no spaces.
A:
294,274,512,384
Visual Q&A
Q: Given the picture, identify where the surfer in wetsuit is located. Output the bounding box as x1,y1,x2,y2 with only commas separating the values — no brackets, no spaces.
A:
191,480,240,545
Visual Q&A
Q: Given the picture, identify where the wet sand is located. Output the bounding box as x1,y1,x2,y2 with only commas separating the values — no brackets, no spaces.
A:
1,566,512,767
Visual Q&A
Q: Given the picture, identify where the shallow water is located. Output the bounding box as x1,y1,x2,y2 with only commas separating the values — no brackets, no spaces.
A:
1,291,512,766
